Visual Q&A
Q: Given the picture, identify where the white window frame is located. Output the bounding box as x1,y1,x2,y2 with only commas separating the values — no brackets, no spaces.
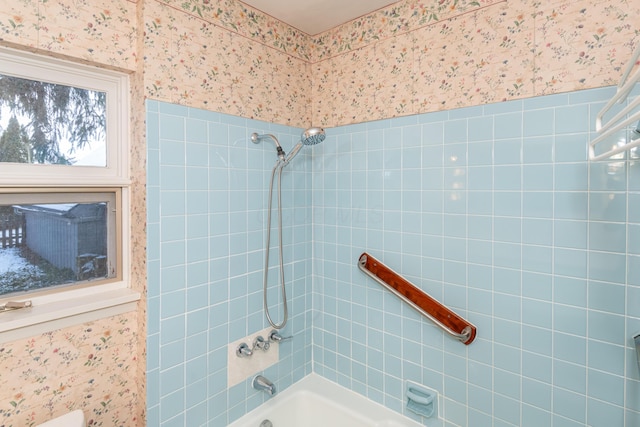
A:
0,47,138,342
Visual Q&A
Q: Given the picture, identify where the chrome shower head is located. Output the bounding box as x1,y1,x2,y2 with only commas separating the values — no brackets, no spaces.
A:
301,127,325,146
284,127,326,165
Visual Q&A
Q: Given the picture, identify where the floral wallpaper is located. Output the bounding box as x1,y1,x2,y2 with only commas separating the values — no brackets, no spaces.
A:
0,0,639,425
0,313,139,427
313,0,640,126
0,0,137,70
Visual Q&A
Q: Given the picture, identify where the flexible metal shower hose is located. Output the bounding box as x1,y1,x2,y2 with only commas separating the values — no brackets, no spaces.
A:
262,160,288,329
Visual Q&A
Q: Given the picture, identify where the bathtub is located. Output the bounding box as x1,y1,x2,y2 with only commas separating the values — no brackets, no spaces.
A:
228,373,424,427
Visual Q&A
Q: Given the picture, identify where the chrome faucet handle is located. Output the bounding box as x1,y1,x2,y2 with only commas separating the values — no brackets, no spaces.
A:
253,335,270,351
268,330,293,343
236,342,253,357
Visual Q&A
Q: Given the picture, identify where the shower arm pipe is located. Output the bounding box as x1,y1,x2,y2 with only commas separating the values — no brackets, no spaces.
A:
358,252,476,345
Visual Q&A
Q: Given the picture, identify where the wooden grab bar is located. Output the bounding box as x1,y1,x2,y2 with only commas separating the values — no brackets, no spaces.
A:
357,252,477,345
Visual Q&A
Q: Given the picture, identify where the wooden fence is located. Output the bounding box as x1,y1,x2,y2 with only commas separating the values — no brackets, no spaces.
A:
0,215,26,248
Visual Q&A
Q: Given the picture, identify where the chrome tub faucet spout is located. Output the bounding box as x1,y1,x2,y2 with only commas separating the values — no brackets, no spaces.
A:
253,375,276,396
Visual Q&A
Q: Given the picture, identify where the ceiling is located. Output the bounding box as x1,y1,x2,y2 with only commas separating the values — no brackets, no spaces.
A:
239,0,400,35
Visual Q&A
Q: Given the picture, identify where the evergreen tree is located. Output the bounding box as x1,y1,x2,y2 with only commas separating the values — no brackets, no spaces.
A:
0,116,30,163
0,74,106,165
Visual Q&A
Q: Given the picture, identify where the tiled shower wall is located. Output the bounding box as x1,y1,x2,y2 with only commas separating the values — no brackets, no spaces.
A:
146,101,313,426
147,85,640,427
312,86,640,427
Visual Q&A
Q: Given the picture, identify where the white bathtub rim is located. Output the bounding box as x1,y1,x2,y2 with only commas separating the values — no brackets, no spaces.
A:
228,373,424,427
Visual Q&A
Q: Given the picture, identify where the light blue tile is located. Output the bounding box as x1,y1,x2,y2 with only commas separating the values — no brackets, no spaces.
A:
493,320,522,347
555,104,589,134
523,136,553,163
402,147,422,169
468,384,492,413
553,359,586,393
494,217,520,243
587,369,624,406
587,398,625,427
494,191,521,217
449,104,484,119
555,134,588,162
494,266,521,295
554,332,586,365
554,276,587,308
588,340,624,376
524,108,554,137
495,113,523,139
468,141,493,165
160,166,186,191
554,248,587,278
444,119,468,143
161,315,186,345
161,241,186,268
186,142,209,167
591,220,626,253
553,388,586,424
589,192,626,222
468,214,492,239
522,218,552,245
568,86,615,104
522,272,552,301
161,216,185,243
160,339,185,370
186,118,208,143
588,311,625,345
161,290,186,319
159,114,186,141
522,352,552,384
522,378,551,412
524,92,568,109
590,162,627,191
444,142,467,167
522,297,551,328
589,251,626,284
554,192,588,220
554,220,587,249
522,245,553,273
468,166,492,190
523,164,553,190
494,139,522,165
523,192,553,218
484,99,523,115
467,117,493,142
419,110,449,124
554,304,587,335
494,166,521,190
522,325,552,356
554,163,588,191
159,102,189,117
494,393,520,425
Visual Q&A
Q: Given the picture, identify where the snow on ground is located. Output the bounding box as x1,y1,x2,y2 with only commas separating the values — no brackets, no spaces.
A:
0,247,40,274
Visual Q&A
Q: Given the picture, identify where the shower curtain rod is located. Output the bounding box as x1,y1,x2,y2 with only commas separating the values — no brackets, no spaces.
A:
357,252,477,345
589,42,640,161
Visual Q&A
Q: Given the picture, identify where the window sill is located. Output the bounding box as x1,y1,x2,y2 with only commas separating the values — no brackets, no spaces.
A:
0,287,140,343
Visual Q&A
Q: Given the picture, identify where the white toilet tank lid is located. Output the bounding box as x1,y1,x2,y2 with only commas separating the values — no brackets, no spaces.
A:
37,409,85,427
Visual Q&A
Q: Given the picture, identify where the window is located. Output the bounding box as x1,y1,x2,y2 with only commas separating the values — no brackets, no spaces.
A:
0,47,137,340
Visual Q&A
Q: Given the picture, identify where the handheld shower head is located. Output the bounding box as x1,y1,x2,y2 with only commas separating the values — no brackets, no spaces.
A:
301,127,325,145
283,127,326,165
